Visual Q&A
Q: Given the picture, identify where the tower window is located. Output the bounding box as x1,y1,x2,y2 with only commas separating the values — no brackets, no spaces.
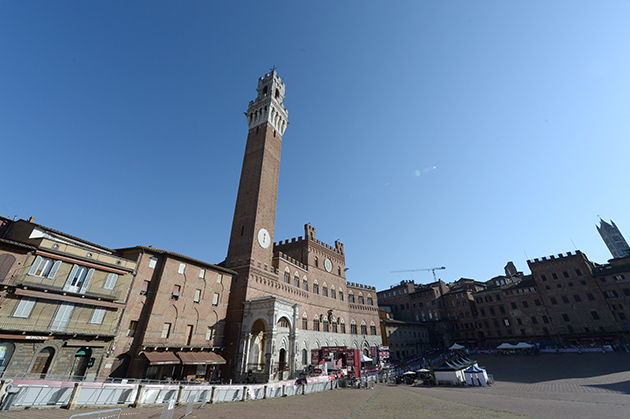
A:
262,86,268,95
275,89,279,99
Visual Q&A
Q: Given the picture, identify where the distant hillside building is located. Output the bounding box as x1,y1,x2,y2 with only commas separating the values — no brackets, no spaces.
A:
597,219,630,259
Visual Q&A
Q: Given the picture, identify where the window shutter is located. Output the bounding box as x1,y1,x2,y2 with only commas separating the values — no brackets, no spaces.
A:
0,254,16,281
90,308,106,324
28,256,43,276
63,265,79,291
173,285,180,297
212,293,219,305
79,268,94,293
199,269,205,279
103,273,118,290
14,297,36,318
48,260,61,279
50,303,75,331
140,280,149,293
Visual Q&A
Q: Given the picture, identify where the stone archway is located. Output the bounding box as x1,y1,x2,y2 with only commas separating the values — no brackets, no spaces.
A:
31,347,54,378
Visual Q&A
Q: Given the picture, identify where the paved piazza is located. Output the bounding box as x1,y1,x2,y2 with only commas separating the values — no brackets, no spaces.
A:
4,352,630,419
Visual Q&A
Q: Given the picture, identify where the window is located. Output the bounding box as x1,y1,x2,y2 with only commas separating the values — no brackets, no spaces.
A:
600,277,607,282
217,273,223,284
313,284,319,294
140,280,150,295
194,289,201,303
340,323,346,333
531,316,538,324
624,289,630,297
90,308,106,324
361,324,367,335
314,257,318,267
313,318,320,331
563,271,570,278
323,287,328,297
28,256,61,279
348,294,355,303
103,273,119,290
542,316,549,324
295,276,300,288
550,297,557,305
199,269,205,279
13,297,36,318
489,307,495,315
284,271,290,283
480,308,486,316
358,296,365,304
331,289,336,299
552,273,558,280
605,290,619,298
503,318,510,326
619,312,627,320
303,280,308,292
324,321,329,332
127,320,138,337
574,294,581,302
522,301,529,308
576,269,582,276
371,325,377,335
64,265,94,294
562,296,569,303
185,325,193,345
511,302,517,309
161,323,172,338
534,299,541,306
206,326,214,341
172,285,181,300
615,275,625,280
499,305,505,314
367,297,373,306
302,318,308,330
50,302,75,331
148,257,158,269
212,293,220,306
351,323,357,334
178,263,186,274
591,311,600,320
516,318,523,325
562,313,570,322
332,322,338,333
587,293,595,301
541,275,547,282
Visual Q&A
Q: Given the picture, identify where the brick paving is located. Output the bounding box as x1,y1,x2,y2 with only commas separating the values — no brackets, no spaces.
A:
3,352,630,419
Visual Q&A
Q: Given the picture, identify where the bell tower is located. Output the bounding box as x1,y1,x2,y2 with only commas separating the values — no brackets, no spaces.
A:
226,70,289,269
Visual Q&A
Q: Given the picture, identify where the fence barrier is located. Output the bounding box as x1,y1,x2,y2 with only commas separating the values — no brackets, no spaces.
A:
0,375,358,411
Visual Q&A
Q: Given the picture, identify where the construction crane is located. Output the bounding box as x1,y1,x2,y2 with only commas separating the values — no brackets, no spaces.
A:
391,266,446,281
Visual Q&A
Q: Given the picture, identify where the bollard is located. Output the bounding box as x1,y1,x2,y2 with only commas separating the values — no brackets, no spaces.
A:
132,384,146,408
210,386,217,404
242,386,248,401
263,385,268,399
64,382,82,410
176,385,186,405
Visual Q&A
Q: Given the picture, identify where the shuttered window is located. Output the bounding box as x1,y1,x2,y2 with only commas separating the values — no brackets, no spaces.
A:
103,273,118,290
212,293,219,306
89,308,106,324
13,297,36,318
50,303,75,331
27,256,61,279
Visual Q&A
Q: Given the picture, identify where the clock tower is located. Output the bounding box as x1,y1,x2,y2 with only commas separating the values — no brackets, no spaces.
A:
225,69,288,269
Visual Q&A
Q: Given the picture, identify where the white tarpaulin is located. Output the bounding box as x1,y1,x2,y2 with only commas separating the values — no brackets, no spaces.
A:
361,354,372,362
449,343,465,350
496,343,516,349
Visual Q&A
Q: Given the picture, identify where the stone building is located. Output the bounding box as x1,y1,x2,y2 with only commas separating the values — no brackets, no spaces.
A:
379,309,429,361
222,70,381,383
0,217,135,380
106,246,235,381
597,219,630,259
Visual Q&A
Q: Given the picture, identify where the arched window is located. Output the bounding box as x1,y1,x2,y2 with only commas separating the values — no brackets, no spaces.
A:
358,295,365,304
322,285,328,297
350,320,357,334
284,270,290,283
302,349,308,365
339,319,346,334
313,316,320,331
294,274,300,288
302,313,308,330
303,277,309,292
361,321,367,335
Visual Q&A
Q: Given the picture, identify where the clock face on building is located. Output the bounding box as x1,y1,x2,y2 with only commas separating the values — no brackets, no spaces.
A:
324,258,333,273
257,228,271,249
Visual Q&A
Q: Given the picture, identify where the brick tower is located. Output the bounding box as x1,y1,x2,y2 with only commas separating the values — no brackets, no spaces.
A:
223,70,289,376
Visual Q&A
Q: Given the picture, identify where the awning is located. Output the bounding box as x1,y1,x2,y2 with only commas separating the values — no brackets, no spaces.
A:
143,351,180,365
15,288,124,309
177,351,226,365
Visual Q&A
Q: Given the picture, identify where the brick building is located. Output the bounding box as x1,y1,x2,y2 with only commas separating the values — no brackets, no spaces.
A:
222,70,381,383
107,246,235,381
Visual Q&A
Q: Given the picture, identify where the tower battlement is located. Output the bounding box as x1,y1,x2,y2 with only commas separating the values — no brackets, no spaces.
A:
347,282,376,291
528,250,584,264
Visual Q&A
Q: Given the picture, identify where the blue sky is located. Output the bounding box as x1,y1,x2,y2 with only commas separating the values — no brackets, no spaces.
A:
2,1,630,291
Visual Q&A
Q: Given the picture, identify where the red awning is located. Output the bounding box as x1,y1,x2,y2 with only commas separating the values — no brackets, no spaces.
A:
143,351,180,365
177,351,226,365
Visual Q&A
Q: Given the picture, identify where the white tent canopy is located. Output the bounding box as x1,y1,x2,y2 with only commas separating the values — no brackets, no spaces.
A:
496,343,516,349
464,365,488,386
449,343,465,350
514,342,534,349
360,354,372,362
